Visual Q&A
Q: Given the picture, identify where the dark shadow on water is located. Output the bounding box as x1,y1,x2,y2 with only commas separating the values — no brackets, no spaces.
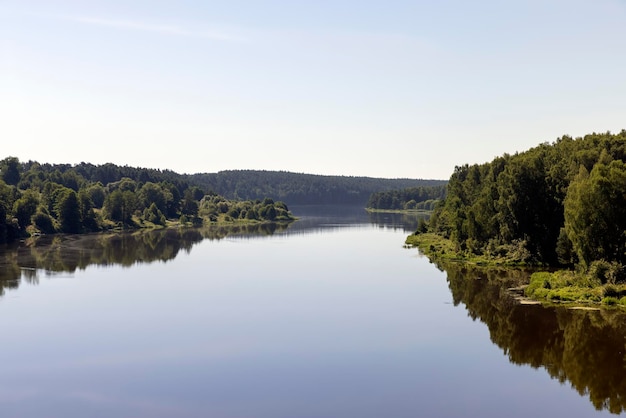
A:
436,259,626,415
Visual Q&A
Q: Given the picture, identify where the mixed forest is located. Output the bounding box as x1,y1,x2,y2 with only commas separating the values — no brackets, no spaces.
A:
189,170,445,205
0,157,294,244
0,158,441,245
366,185,447,211
410,130,626,299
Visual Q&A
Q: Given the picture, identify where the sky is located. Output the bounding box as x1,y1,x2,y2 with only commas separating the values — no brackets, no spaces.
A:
1,0,625,180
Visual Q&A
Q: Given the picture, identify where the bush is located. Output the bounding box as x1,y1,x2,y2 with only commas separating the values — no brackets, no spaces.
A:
588,260,626,284
32,210,56,234
602,296,619,306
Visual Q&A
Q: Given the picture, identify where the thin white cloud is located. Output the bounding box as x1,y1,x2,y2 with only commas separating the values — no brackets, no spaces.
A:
59,15,248,42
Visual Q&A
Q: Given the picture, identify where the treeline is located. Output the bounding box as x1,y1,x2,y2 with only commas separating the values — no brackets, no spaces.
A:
366,185,447,210
190,170,446,205
0,157,293,244
425,130,626,268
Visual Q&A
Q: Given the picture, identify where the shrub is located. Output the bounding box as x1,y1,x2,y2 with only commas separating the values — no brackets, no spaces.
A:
32,210,56,234
602,296,619,306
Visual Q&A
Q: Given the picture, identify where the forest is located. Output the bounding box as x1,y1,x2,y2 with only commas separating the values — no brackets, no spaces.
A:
189,170,445,205
0,157,441,245
416,130,626,276
0,157,294,244
366,185,447,211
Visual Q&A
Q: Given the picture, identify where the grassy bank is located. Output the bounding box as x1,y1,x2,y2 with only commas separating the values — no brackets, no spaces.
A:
405,232,533,266
525,269,626,307
406,232,626,307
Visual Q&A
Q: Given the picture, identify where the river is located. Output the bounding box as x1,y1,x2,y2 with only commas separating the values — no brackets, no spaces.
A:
0,206,624,417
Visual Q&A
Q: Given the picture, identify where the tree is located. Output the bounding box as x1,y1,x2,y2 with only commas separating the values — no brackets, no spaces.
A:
564,160,626,268
12,190,39,230
143,202,166,225
0,157,21,186
138,182,169,214
85,183,106,208
32,209,56,234
181,189,198,217
78,189,99,231
104,190,137,224
55,188,82,233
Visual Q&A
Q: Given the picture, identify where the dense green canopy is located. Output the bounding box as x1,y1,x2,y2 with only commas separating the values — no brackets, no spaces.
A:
0,158,298,243
428,130,626,267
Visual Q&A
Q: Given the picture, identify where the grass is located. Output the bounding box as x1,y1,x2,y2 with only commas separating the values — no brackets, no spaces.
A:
524,270,626,306
405,233,533,266
407,232,626,308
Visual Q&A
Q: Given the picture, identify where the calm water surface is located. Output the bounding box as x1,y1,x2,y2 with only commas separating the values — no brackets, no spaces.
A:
0,206,624,417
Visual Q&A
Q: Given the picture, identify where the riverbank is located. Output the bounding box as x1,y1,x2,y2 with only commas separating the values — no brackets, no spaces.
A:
365,208,431,215
405,232,626,308
404,232,531,266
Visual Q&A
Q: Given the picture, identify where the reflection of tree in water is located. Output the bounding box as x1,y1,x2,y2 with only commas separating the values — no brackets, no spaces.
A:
366,211,428,232
0,223,291,296
439,260,626,414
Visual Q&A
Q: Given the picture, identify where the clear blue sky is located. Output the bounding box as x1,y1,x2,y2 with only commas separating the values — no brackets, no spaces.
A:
1,1,625,179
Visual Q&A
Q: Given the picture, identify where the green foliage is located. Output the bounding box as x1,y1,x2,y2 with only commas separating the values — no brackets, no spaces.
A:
32,209,56,234
143,203,166,226
587,260,626,284
0,157,316,240
524,270,612,303
138,182,172,214
13,190,39,230
85,183,106,208
564,159,626,267
181,189,199,217
428,130,626,267
199,194,295,223
367,185,447,210
104,190,137,224
602,296,619,306
78,190,99,232
0,157,21,186
191,170,445,205
55,188,82,233
416,218,428,234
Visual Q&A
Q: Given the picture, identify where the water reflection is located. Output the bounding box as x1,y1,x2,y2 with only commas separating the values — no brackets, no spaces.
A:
439,260,626,414
288,205,427,233
0,206,426,295
0,222,292,296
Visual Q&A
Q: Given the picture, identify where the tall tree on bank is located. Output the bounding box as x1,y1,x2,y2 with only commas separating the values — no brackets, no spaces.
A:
564,156,626,268
427,130,626,267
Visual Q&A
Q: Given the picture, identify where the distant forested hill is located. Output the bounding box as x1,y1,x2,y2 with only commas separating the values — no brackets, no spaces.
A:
189,170,447,205
6,161,444,206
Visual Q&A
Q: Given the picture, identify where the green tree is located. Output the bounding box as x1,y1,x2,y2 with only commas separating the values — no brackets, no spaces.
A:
78,190,99,231
0,157,21,186
138,182,170,214
181,189,199,217
12,190,39,230
32,208,56,234
104,190,137,224
85,183,106,208
55,188,82,233
143,202,166,225
564,160,626,268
